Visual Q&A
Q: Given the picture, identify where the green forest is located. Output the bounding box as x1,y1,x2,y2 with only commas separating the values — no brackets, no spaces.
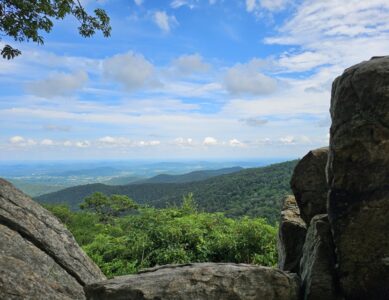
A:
39,160,297,224
45,193,277,278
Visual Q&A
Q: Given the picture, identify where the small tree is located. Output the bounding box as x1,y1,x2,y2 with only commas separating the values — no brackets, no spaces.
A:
181,192,198,214
80,192,138,223
0,0,111,59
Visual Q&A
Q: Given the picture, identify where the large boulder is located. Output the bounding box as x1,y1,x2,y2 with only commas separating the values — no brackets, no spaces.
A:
290,147,329,225
327,56,389,299
277,195,307,273
299,214,339,300
85,263,301,300
0,179,105,299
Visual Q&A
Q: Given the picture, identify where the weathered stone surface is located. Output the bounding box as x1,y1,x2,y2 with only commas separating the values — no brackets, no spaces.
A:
0,178,105,299
0,224,85,299
327,56,389,299
290,147,329,224
85,263,301,300
300,214,339,300
278,195,307,273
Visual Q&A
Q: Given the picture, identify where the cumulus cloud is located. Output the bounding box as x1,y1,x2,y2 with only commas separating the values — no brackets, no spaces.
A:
279,135,295,144
10,136,25,144
99,136,132,146
98,136,160,147
26,71,88,98
229,138,245,147
41,139,54,146
203,136,218,146
240,117,268,127
137,140,161,146
171,54,210,75
75,140,91,148
224,59,277,95
153,11,178,33
103,52,156,91
9,136,37,147
174,137,195,147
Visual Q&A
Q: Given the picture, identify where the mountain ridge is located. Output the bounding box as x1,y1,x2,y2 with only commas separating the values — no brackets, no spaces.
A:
37,160,298,224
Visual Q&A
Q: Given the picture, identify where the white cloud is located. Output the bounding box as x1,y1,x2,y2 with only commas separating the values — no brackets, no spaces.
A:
203,136,218,146
229,138,245,147
9,135,37,147
10,136,25,144
278,51,330,72
172,54,210,75
26,71,88,98
153,11,178,33
98,136,160,147
279,135,295,144
246,0,256,12
224,59,277,95
134,0,143,5
170,0,195,9
9,136,37,147
266,0,389,72
259,0,289,11
103,52,156,91
40,139,54,146
75,141,91,148
98,136,132,147
137,140,161,146
246,0,289,12
174,137,195,147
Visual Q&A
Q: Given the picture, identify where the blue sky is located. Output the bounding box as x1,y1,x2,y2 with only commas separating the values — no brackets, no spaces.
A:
1,0,389,160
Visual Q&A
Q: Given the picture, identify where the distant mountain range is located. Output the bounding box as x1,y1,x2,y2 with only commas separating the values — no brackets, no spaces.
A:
133,166,243,184
6,166,243,196
37,161,297,224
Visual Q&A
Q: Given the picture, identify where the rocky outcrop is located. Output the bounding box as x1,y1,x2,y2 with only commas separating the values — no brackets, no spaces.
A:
0,179,105,299
327,56,389,299
299,214,339,300
290,147,329,225
277,195,307,273
85,263,301,300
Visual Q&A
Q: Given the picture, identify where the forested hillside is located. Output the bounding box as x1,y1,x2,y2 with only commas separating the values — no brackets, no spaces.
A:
133,166,243,184
38,160,298,224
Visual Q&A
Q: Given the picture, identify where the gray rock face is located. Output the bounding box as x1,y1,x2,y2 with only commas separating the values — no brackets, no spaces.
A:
85,263,301,300
0,179,105,300
300,215,339,300
278,195,307,273
327,56,389,299
290,147,329,225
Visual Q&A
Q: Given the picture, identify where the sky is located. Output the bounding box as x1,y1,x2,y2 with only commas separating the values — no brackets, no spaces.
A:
1,0,389,161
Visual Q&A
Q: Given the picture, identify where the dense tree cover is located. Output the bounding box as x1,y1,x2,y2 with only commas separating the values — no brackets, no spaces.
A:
38,160,298,224
0,0,111,59
45,194,277,278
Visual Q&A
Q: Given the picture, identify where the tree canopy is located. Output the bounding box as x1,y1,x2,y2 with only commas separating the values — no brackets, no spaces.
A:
46,193,277,277
0,0,111,59
80,192,138,223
